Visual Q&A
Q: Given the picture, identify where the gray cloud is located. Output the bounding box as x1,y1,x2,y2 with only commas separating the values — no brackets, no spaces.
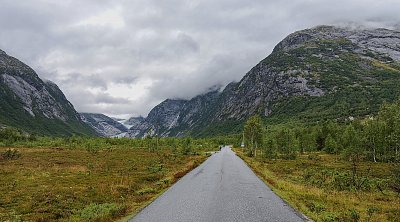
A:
0,0,399,118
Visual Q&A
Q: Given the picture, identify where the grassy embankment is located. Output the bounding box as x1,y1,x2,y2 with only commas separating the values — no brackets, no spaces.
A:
236,149,400,222
0,146,208,222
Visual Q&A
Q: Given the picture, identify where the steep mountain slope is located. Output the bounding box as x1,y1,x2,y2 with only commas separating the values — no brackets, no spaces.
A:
127,99,187,138
214,26,400,122
80,113,128,137
0,49,96,136
127,90,220,138
127,26,400,138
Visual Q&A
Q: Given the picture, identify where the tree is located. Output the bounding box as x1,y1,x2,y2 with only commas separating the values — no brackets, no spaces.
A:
315,123,329,151
263,136,277,159
276,129,297,160
342,124,363,187
295,128,306,154
324,134,338,154
364,118,385,162
244,115,264,157
377,99,400,162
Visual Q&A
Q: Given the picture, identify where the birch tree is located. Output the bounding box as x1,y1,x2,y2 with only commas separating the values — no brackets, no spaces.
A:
244,115,264,157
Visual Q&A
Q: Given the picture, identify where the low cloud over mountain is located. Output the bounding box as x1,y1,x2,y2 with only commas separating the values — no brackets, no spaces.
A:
0,0,399,117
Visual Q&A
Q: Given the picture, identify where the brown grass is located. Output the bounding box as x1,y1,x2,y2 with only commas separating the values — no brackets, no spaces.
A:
236,149,400,222
0,147,207,222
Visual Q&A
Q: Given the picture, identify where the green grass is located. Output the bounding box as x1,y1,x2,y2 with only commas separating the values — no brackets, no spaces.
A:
0,146,207,221
236,150,400,222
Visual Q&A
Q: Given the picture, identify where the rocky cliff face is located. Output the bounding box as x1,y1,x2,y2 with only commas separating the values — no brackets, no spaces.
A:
214,26,400,122
0,49,95,136
126,90,220,138
127,26,400,138
126,99,185,138
273,26,400,60
80,113,128,137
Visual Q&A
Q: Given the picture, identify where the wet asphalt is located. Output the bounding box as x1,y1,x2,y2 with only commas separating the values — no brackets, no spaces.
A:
129,147,306,222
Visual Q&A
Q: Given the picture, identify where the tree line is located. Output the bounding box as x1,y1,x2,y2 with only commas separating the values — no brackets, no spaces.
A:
0,127,238,155
243,98,400,163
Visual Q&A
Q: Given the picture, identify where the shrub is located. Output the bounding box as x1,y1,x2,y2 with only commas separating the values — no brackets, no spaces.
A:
76,203,126,222
1,149,21,160
147,164,164,173
322,212,338,222
390,164,400,194
366,206,378,222
307,153,322,161
0,128,35,146
181,137,193,155
303,168,388,192
307,202,326,213
85,141,99,154
349,209,360,222
136,187,156,195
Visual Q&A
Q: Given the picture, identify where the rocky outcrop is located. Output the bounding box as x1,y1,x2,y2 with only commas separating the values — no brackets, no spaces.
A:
274,26,400,61
1,74,75,120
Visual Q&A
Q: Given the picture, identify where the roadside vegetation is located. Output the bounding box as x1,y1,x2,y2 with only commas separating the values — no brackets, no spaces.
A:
0,134,229,222
239,99,400,221
2,99,400,222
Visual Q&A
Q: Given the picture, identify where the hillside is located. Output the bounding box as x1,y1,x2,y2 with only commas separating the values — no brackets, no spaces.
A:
127,26,400,138
0,49,96,136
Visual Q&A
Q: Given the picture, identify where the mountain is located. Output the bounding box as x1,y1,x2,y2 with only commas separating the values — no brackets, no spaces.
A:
80,113,128,137
120,116,145,129
127,99,186,138
126,89,225,138
127,25,400,138
0,49,95,136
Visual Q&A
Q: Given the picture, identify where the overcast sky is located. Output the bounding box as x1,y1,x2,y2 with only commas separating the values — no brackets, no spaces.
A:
0,0,399,118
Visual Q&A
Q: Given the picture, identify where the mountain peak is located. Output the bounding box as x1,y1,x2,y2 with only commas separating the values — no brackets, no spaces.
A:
273,25,400,61
121,25,400,138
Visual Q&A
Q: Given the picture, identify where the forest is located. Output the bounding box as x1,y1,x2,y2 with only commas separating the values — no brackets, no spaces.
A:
243,98,400,163
241,99,400,221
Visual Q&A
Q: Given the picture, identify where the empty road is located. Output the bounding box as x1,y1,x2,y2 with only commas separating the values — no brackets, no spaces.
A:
130,147,306,222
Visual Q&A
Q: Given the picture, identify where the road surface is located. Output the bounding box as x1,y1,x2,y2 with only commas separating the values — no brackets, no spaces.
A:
129,147,306,222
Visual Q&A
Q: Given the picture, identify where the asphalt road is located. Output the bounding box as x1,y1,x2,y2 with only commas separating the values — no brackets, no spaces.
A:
129,147,306,222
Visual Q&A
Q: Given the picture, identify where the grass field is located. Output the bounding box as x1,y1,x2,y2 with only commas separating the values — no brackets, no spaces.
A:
0,147,207,222
236,149,400,222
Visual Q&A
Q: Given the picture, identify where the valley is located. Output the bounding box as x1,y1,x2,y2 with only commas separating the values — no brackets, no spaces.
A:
1,24,400,222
